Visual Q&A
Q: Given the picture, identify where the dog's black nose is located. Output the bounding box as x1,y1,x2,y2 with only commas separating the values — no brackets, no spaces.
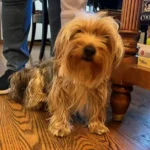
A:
84,46,96,56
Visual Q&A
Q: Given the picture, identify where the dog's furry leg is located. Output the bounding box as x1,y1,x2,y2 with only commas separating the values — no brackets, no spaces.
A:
25,69,47,109
9,69,31,103
87,81,109,135
25,59,54,109
48,77,72,137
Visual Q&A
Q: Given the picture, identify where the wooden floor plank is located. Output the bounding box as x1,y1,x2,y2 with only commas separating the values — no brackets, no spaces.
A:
0,96,124,150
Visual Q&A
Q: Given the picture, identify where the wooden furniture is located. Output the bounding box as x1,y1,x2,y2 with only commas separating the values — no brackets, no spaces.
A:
110,0,148,121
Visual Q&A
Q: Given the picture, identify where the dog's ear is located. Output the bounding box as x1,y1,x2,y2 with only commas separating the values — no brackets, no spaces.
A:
107,19,124,68
112,19,124,67
54,26,70,60
113,33,124,68
102,17,124,68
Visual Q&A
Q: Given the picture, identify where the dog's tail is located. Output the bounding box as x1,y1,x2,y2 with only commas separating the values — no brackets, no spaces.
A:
9,68,32,104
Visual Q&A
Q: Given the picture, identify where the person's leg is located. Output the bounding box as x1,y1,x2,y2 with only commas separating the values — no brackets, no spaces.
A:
60,0,87,26
2,0,32,71
0,0,32,94
48,0,61,56
48,0,87,56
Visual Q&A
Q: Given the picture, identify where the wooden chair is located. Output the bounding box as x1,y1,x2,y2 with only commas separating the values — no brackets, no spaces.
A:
110,0,150,121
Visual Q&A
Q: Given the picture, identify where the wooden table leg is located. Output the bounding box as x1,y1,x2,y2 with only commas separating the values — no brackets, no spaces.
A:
110,0,143,121
111,84,133,121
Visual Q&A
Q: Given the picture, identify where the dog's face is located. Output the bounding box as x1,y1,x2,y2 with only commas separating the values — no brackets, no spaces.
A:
55,12,124,88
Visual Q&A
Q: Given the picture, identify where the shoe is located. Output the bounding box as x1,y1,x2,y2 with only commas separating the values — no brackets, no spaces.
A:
0,69,15,95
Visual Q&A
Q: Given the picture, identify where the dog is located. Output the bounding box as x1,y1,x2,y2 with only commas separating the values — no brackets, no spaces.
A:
9,12,124,137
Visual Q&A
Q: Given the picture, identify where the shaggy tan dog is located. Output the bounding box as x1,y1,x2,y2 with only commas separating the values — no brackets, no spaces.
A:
9,12,124,137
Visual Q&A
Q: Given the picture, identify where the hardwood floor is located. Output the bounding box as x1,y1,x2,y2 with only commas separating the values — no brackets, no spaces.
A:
0,45,150,150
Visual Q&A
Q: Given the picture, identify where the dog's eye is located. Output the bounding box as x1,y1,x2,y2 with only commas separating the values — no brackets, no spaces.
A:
76,30,82,34
104,35,109,39
100,36,109,44
71,30,83,39
103,36,109,42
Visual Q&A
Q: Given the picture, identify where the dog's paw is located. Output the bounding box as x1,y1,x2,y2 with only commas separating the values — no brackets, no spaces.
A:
48,123,72,137
88,121,109,135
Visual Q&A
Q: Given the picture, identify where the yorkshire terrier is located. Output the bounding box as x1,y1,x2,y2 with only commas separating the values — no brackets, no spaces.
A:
9,12,124,137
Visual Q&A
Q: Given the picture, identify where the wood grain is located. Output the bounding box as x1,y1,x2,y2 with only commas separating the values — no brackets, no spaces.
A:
123,64,150,90
0,86,150,150
0,95,123,150
120,0,142,31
